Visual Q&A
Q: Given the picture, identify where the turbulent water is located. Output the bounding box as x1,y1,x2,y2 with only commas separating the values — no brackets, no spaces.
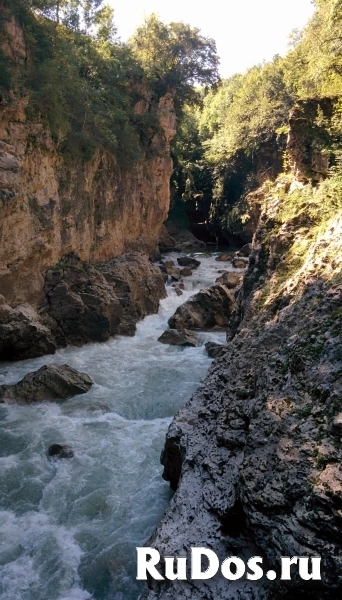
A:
0,253,233,600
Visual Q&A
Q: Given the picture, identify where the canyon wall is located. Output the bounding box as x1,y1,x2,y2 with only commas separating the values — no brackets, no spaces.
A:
143,100,342,599
0,16,176,308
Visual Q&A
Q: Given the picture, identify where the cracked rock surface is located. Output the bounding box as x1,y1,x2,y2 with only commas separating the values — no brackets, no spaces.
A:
142,195,342,600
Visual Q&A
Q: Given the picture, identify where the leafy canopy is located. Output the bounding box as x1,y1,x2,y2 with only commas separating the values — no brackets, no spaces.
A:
129,14,219,108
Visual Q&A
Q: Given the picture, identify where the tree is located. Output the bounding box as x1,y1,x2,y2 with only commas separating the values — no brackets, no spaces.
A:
129,14,219,108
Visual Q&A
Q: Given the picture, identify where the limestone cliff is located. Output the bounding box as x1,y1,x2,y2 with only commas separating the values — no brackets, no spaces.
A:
0,15,176,360
0,85,176,307
143,102,342,599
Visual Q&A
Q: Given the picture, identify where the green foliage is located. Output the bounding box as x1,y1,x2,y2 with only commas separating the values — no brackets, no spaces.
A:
171,0,342,242
129,14,219,111
283,0,342,97
0,2,220,167
200,57,293,166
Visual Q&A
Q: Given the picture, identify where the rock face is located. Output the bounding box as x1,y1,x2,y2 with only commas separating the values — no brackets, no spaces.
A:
215,271,243,289
144,182,342,599
158,329,198,347
168,284,235,330
0,298,57,361
287,98,335,182
0,252,166,359
0,17,176,313
0,364,93,403
204,341,225,358
232,257,247,269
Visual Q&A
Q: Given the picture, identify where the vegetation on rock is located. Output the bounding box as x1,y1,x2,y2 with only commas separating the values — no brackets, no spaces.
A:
0,0,219,163
171,0,342,244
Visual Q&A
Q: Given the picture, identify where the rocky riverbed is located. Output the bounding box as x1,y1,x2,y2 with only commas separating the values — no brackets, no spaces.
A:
0,251,239,600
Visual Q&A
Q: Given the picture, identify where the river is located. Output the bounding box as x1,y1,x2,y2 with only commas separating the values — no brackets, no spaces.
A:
0,253,232,600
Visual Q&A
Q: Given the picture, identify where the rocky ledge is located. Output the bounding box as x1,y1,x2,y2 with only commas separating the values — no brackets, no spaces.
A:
0,251,166,361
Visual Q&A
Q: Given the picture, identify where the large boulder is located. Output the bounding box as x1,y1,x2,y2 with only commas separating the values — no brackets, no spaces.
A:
177,257,201,269
0,252,167,362
168,284,235,330
180,267,193,277
237,243,252,257
232,257,248,269
0,300,56,361
215,253,234,262
158,224,177,252
0,364,93,403
43,251,166,345
158,329,198,347
215,271,243,289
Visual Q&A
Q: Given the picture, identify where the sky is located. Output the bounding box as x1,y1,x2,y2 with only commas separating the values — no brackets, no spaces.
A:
109,0,315,78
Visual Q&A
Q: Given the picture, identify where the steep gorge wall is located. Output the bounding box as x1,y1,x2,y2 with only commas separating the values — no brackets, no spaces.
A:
0,17,176,308
142,100,342,600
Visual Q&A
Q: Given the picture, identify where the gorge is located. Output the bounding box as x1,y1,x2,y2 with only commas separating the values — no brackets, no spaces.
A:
0,1,342,600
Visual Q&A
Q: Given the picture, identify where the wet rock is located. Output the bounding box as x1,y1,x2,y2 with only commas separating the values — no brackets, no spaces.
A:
168,283,235,330
215,253,234,262
215,271,243,289
164,223,206,251
165,266,181,278
48,444,74,459
0,252,167,362
158,329,197,347
158,225,177,252
232,257,247,269
331,413,342,435
0,301,56,361
237,243,252,257
44,251,166,345
163,261,175,268
146,200,342,600
180,267,193,276
205,341,226,358
0,364,93,403
177,257,201,269
174,287,183,297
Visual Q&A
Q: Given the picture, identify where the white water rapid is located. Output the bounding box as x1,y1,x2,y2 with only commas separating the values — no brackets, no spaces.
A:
0,253,234,600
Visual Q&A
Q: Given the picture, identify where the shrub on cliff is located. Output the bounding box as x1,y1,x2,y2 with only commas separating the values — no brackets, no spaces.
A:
0,1,219,165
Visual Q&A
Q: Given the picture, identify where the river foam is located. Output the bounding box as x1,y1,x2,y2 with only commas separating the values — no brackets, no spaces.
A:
0,252,235,600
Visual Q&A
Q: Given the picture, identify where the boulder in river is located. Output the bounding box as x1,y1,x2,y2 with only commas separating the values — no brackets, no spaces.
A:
232,257,248,269
177,257,201,269
237,243,253,257
0,364,93,403
168,283,235,330
0,300,57,361
215,253,234,262
48,444,74,459
215,271,243,289
162,260,175,269
180,268,193,277
158,329,198,347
